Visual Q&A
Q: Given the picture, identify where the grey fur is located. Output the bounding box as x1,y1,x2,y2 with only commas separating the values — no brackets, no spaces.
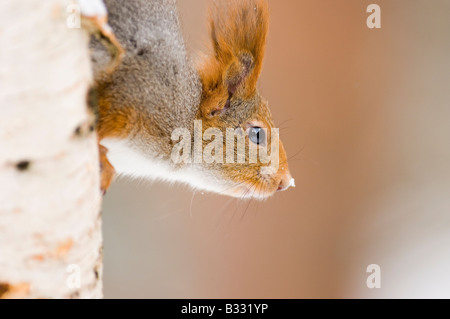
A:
91,0,201,157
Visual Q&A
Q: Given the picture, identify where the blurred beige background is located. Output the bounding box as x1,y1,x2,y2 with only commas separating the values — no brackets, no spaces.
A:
102,0,450,298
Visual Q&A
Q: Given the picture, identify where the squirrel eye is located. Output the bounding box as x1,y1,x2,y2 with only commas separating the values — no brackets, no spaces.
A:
248,127,265,145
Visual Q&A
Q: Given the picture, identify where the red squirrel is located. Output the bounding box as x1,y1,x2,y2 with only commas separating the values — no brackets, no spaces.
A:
91,0,294,199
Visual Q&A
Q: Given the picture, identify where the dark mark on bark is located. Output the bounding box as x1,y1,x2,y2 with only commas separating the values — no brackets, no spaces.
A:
69,291,80,299
16,161,30,171
74,125,82,136
86,86,99,120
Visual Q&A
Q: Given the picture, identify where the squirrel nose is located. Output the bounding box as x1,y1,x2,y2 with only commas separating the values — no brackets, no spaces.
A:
277,173,295,192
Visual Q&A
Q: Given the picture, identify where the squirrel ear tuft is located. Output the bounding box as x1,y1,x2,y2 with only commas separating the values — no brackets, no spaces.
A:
199,0,269,99
224,52,254,95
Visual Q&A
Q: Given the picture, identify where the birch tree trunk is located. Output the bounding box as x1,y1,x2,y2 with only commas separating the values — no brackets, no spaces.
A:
0,0,103,298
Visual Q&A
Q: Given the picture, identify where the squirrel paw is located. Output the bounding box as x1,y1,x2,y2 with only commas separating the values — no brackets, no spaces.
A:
99,144,115,195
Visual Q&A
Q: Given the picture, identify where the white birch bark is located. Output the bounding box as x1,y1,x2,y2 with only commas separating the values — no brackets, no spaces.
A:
0,0,102,298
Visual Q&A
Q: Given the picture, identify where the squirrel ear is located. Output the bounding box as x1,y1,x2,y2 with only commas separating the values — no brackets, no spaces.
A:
224,52,254,95
200,0,269,99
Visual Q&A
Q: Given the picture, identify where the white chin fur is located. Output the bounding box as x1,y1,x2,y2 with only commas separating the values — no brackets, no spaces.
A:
101,138,230,195
101,138,276,200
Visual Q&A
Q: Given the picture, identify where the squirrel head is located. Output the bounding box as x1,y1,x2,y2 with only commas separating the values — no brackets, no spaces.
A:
193,0,294,199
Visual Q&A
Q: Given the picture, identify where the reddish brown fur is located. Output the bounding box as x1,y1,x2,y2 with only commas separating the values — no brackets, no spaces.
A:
99,144,115,193
199,0,269,104
96,93,137,140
